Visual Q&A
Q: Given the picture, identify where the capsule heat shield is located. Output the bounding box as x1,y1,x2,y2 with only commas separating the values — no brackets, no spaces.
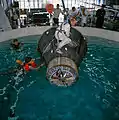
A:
47,57,78,86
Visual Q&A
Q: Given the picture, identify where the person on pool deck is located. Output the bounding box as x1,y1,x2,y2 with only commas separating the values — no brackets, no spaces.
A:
11,39,23,50
68,7,80,26
96,4,106,28
16,57,44,72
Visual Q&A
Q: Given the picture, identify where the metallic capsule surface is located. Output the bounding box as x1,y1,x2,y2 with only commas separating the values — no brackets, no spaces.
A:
38,26,87,86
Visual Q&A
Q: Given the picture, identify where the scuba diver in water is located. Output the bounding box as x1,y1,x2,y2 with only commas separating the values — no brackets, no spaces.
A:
11,39,23,50
0,57,44,77
16,56,44,72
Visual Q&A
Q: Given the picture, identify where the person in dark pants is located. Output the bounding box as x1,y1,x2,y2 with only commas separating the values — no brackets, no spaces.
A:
53,18,59,25
96,4,106,28
53,4,63,26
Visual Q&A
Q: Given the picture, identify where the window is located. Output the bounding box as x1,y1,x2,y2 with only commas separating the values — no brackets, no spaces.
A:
18,0,104,9
29,2,34,8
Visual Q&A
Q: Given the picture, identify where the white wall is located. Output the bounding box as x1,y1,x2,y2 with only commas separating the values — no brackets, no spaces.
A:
0,26,119,42
0,4,12,32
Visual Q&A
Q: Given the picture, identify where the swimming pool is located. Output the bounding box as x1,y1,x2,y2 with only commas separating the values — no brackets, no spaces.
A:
0,35,119,120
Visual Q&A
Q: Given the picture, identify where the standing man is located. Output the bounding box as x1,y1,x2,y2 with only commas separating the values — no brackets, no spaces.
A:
79,6,88,27
68,7,80,26
96,4,106,28
53,4,63,26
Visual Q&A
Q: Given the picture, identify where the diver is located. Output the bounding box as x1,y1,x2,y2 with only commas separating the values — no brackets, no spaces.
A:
16,56,44,72
0,57,44,78
11,39,23,50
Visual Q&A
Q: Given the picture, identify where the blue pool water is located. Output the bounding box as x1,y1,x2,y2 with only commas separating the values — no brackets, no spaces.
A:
0,35,119,120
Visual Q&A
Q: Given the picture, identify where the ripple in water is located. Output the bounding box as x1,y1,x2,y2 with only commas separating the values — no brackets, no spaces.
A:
0,35,119,120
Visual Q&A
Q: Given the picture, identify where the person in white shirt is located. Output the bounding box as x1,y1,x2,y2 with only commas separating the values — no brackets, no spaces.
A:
79,6,88,27
68,7,79,18
20,17,24,27
53,4,63,26
67,7,80,26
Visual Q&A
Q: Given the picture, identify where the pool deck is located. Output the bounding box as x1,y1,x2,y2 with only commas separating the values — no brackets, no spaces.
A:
0,26,119,42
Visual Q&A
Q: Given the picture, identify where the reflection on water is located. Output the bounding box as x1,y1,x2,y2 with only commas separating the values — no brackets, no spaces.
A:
0,35,119,120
